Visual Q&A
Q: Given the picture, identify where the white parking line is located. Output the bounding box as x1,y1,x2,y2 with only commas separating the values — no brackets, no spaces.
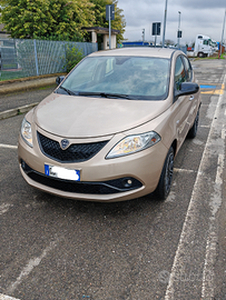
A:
0,144,17,149
201,152,225,299
0,203,13,216
6,240,58,294
165,73,226,299
174,168,197,174
0,294,20,300
215,154,224,186
221,129,226,139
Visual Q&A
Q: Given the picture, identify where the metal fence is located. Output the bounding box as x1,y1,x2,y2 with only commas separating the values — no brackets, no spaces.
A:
0,38,98,79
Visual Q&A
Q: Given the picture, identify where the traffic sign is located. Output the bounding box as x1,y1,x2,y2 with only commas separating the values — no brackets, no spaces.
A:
106,5,115,21
152,22,161,36
177,30,182,38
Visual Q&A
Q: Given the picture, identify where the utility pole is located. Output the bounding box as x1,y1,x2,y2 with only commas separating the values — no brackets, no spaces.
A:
220,10,226,58
162,0,168,48
106,5,115,50
142,29,145,44
177,11,181,50
109,5,111,49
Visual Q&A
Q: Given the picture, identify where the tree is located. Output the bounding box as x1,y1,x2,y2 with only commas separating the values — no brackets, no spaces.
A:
0,0,126,42
112,0,126,43
90,0,126,43
0,0,95,40
1,0,51,38
165,39,175,46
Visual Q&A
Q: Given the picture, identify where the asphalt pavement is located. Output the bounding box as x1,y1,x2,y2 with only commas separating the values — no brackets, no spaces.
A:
0,59,226,300
0,75,59,119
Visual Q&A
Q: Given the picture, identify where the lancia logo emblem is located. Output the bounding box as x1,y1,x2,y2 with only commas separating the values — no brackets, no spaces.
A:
60,139,70,150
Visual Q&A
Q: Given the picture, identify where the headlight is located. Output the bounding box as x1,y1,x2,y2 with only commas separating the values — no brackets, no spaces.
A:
21,118,33,147
106,131,161,159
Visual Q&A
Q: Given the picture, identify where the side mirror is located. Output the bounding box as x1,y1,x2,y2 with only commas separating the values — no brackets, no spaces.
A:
56,76,65,85
175,82,199,98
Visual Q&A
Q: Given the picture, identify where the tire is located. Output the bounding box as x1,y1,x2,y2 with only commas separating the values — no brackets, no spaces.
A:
198,52,204,58
187,109,199,139
155,147,174,200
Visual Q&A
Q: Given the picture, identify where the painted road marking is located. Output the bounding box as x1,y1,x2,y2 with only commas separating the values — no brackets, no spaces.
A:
200,85,217,89
0,203,13,216
200,83,225,95
174,168,198,174
0,144,17,149
221,129,226,139
165,72,226,299
201,152,224,298
0,294,21,300
6,240,58,294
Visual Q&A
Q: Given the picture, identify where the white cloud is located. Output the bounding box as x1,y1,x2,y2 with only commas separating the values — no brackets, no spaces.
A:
117,0,226,44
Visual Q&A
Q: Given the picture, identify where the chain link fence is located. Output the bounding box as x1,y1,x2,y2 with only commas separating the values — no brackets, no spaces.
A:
0,38,98,80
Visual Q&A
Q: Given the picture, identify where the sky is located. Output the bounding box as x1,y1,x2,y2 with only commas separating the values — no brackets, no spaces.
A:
117,0,226,45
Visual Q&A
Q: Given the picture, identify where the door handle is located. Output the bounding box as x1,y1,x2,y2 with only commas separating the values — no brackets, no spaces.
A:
189,95,194,101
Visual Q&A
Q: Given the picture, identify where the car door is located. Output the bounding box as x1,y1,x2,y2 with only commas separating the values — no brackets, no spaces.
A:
172,55,194,149
181,55,199,128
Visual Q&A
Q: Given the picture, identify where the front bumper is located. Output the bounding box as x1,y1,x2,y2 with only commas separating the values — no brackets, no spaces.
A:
18,129,168,202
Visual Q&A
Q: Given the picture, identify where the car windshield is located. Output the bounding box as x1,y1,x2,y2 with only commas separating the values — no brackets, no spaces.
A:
58,56,170,100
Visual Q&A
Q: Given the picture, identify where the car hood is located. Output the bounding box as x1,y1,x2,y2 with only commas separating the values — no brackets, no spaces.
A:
34,93,170,138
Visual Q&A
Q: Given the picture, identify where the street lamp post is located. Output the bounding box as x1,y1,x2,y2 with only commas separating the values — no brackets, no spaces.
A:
220,10,226,57
177,11,181,50
142,28,145,44
109,5,111,49
162,0,168,48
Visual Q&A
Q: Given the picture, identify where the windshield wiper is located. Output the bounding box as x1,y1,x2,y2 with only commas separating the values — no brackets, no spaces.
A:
57,86,77,95
78,91,133,100
101,93,132,99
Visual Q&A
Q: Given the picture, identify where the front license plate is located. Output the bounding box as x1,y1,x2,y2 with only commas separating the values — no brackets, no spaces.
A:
45,164,80,181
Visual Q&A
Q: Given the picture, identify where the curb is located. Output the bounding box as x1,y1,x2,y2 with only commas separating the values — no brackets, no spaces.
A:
0,77,57,95
0,102,38,120
0,74,66,119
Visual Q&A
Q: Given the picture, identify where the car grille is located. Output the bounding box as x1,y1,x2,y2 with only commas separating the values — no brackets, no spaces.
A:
37,132,109,163
21,161,143,195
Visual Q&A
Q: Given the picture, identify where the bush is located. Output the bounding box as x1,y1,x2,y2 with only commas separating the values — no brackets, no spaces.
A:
64,45,84,73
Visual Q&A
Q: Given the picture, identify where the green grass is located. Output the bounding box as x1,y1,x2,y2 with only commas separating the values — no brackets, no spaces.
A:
2,63,18,69
37,84,57,90
0,70,25,81
206,53,225,59
195,53,226,60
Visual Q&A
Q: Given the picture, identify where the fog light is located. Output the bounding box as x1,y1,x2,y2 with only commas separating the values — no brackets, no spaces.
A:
122,178,133,188
21,160,26,170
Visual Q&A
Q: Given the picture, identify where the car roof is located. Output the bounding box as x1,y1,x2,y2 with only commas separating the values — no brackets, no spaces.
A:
89,47,181,59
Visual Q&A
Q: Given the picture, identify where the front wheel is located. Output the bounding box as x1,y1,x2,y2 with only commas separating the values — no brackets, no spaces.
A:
155,147,174,200
197,52,204,58
187,109,199,139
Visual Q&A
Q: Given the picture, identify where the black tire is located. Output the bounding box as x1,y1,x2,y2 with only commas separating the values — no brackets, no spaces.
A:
187,109,199,139
155,147,174,200
198,52,204,58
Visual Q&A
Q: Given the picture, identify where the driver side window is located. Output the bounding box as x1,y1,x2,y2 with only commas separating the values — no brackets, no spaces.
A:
174,56,186,91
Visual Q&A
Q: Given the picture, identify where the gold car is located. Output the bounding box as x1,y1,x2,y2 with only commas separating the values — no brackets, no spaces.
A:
18,48,201,202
